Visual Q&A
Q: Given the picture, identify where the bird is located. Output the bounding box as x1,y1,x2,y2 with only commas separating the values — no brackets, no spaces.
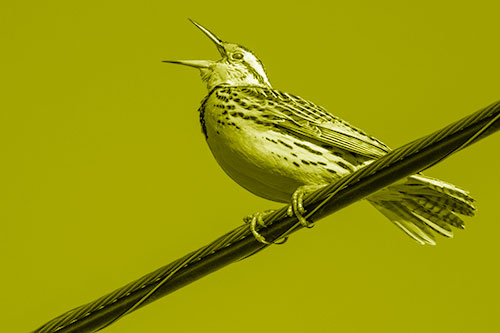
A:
163,19,476,245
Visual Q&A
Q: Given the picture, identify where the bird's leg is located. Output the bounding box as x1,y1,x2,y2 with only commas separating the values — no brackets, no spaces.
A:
244,209,286,245
287,184,328,228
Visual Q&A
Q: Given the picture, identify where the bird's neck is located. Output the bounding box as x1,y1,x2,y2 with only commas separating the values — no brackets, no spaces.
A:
200,63,271,91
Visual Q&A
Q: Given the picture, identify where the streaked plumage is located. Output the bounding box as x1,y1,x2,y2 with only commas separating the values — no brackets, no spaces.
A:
165,20,476,245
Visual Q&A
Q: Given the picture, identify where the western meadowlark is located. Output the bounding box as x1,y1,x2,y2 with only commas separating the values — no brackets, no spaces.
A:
164,19,475,245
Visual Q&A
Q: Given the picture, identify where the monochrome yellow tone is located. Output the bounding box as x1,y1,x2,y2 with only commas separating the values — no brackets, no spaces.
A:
2,1,500,332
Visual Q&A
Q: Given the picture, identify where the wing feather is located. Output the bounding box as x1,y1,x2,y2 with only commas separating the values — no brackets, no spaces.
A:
236,86,391,159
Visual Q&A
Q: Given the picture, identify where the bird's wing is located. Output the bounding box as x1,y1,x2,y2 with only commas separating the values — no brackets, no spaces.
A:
236,86,391,159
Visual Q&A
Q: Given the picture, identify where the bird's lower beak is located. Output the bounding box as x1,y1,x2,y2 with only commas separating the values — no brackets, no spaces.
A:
162,60,213,68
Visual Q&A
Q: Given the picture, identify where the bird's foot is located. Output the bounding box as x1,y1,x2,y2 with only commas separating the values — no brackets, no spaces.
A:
287,184,327,228
244,209,287,245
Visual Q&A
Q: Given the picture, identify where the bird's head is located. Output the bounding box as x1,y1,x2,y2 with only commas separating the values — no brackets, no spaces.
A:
163,20,271,91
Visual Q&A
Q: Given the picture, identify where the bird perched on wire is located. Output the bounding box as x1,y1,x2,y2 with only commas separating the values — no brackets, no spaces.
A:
164,19,476,245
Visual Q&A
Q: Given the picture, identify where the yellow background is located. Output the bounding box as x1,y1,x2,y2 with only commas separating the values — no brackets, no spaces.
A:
2,1,500,332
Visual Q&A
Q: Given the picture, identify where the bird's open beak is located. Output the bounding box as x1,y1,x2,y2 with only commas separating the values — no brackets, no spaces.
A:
162,19,226,68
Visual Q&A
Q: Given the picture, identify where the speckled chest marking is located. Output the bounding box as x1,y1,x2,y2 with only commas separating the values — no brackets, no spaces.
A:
199,87,274,135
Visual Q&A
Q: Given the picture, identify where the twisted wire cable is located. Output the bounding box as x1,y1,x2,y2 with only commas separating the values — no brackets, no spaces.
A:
34,99,500,332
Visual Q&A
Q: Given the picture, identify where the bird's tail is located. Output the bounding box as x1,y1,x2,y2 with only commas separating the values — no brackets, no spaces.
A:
368,174,476,245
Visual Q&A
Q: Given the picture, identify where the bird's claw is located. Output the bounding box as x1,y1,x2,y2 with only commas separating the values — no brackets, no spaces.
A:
244,210,287,245
287,185,326,228
249,211,271,245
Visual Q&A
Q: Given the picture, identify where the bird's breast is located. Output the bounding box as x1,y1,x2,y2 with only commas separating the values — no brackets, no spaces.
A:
198,88,359,203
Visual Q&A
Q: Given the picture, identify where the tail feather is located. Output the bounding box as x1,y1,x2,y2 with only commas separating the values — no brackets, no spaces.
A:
407,175,475,208
391,186,475,216
412,195,475,217
407,196,467,229
368,174,475,245
401,200,453,237
371,201,437,245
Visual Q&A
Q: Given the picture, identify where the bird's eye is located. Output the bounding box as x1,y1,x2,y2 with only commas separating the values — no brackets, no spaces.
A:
232,53,244,60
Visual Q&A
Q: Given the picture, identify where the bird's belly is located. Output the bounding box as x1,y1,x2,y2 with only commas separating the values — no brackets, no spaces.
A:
204,111,357,203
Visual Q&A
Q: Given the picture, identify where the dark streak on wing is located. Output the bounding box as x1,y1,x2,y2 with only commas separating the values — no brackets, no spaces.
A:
232,86,391,159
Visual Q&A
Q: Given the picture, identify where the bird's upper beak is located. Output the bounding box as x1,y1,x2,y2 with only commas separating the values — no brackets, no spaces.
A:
162,19,226,68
